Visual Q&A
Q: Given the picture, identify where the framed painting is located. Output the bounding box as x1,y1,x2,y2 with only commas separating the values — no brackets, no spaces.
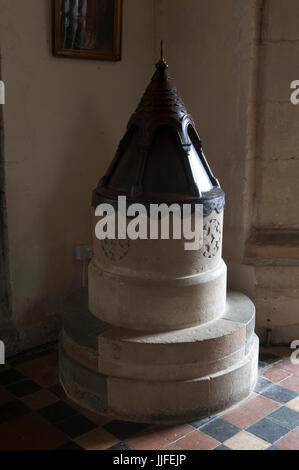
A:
53,0,122,61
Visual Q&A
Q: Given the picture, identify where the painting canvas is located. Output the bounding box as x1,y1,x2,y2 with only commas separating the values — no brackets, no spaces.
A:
53,0,122,60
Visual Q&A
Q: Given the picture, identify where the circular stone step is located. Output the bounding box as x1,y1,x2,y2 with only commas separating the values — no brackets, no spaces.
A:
59,289,258,423
61,290,255,381
59,334,258,424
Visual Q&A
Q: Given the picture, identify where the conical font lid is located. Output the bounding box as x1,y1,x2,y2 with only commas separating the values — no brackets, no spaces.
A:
93,47,225,215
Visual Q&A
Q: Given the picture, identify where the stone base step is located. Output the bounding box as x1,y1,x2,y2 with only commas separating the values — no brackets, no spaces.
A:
59,289,258,423
60,334,259,424
61,290,255,381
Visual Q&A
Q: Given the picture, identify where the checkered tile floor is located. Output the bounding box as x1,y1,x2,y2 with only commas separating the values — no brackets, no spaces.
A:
0,344,298,450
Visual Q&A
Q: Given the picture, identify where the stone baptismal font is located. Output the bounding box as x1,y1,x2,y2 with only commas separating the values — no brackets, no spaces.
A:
59,51,259,423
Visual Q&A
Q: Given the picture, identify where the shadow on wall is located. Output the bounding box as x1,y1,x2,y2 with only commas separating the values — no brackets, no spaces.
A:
0,56,19,356
12,99,112,354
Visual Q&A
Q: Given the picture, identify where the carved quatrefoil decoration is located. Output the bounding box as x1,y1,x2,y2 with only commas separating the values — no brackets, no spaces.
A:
102,239,130,262
203,219,221,258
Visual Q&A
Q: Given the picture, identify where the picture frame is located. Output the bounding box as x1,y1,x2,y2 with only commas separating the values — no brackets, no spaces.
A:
52,0,122,61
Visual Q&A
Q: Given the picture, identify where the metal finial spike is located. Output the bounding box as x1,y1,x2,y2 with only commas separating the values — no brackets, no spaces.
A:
156,40,168,69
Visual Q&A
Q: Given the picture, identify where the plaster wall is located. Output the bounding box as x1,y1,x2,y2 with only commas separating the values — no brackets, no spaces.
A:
0,0,155,352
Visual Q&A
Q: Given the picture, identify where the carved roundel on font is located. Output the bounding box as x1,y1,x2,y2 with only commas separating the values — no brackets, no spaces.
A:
102,239,130,262
203,219,221,259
